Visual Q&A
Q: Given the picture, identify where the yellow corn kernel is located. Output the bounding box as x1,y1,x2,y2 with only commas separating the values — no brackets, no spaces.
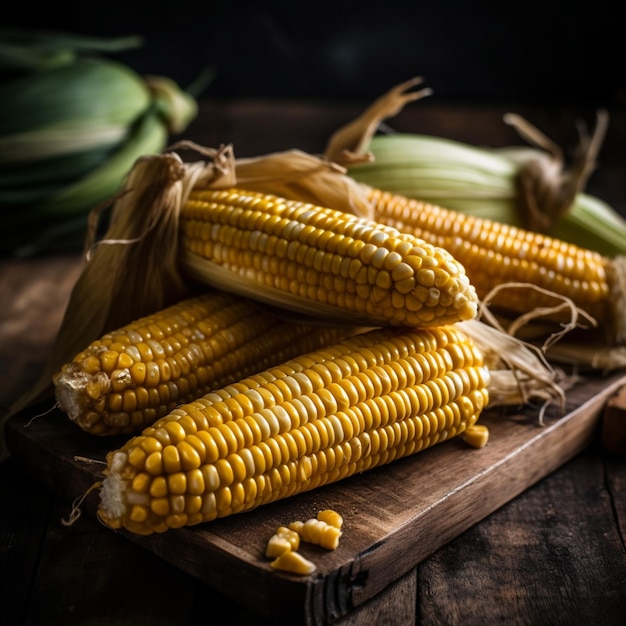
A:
317,509,343,529
265,535,293,559
462,424,490,449
53,291,353,436
289,518,342,550
179,188,478,328
265,526,301,558
368,187,626,344
270,550,316,575
96,325,489,535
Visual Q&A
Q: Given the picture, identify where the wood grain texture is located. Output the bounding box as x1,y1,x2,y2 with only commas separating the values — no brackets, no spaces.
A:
602,386,626,455
418,452,626,625
0,255,83,414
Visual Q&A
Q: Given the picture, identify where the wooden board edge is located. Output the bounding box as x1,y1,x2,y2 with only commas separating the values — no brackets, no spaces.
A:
4,372,626,625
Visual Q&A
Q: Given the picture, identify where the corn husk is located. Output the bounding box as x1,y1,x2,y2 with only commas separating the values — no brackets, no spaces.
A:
326,77,626,258
0,29,198,256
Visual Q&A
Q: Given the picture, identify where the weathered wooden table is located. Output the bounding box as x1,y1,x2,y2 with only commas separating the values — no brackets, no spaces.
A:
1,99,625,625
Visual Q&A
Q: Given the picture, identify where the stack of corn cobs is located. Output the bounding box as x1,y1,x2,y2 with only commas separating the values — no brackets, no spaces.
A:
13,78,626,540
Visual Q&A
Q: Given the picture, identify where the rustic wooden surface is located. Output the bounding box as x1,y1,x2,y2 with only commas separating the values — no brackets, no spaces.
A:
5,367,625,624
1,99,626,625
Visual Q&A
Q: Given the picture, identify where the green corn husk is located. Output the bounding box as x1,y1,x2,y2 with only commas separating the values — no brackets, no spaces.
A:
0,29,200,257
0,30,145,71
6,111,168,257
0,58,151,145
325,77,626,258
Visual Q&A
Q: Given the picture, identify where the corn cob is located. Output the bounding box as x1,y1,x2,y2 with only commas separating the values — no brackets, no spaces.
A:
178,187,479,328
53,291,354,436
367,187,626,345
96,324,489,535
325,77,626,259
345,132,626,259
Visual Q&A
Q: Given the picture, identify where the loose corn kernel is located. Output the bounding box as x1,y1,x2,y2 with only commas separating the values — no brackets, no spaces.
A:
289,518,342,550
270,550,316,575
462,424,490,449
265,526,301,558
265,535,293,559
317,509,343,529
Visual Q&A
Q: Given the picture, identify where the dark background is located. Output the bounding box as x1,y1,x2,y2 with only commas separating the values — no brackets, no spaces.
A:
3,1,625,108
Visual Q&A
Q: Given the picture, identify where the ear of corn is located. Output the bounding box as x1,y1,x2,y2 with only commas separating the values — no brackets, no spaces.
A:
345,132,626,259
53,291,355,436
0,30,198,257
0,56,149,146
179,187,479,329
96,324,490,535
324,77,626,259
366,187,626,346
12,110,167,219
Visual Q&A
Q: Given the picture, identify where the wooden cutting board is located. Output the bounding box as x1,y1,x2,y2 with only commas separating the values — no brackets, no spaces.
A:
6,370,626,626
